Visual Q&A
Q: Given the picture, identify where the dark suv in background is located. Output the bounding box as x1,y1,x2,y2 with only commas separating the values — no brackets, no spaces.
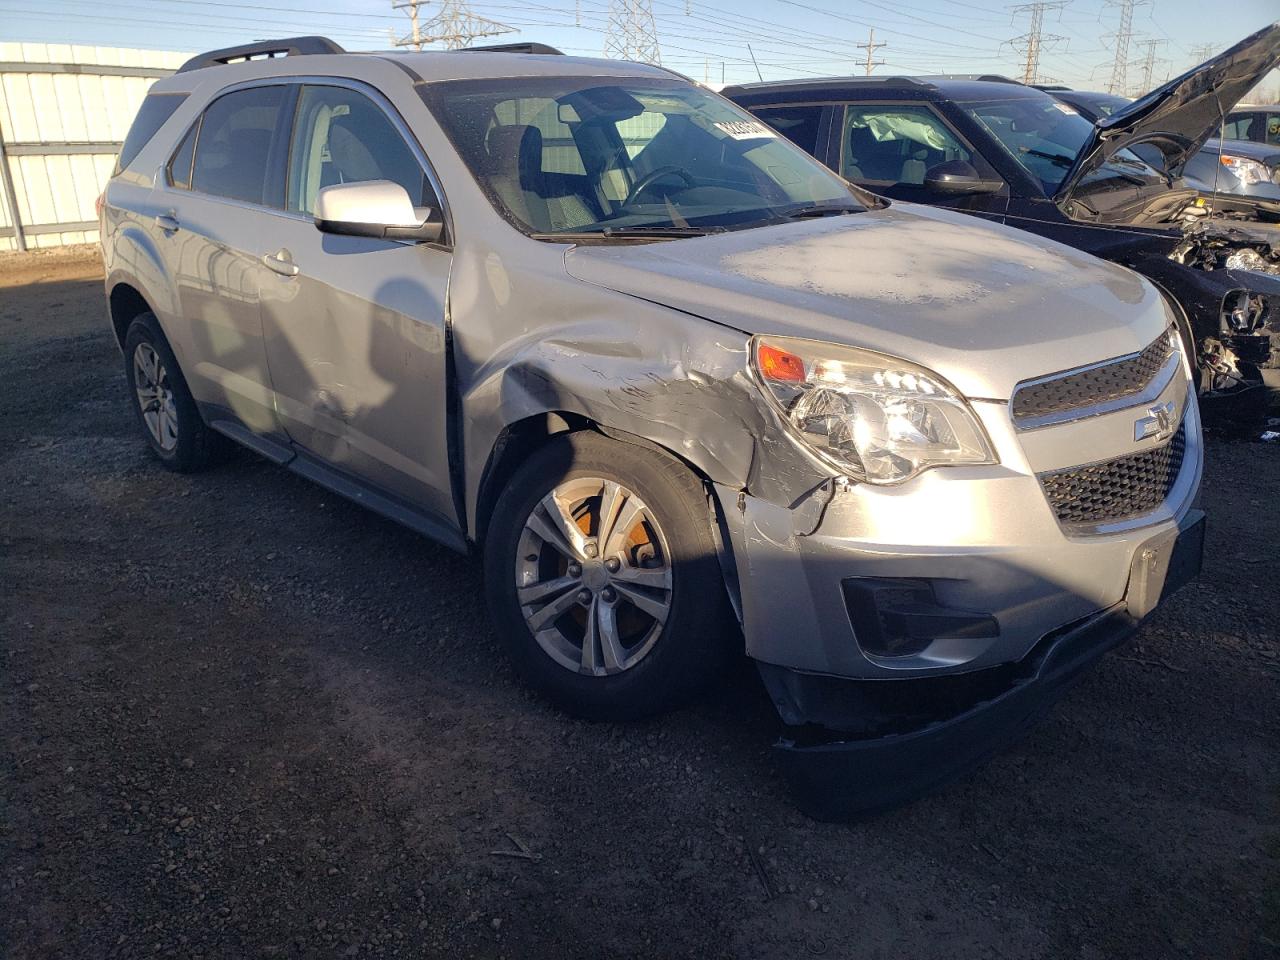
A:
724,23,1280,423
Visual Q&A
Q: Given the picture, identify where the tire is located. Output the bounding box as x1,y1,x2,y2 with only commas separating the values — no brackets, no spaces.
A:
122,312,228,472
483,430,734,721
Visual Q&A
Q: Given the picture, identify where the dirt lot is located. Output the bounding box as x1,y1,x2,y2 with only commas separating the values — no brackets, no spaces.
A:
1,247,1277,959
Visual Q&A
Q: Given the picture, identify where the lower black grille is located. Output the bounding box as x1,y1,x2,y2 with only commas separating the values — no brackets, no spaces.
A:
1040,424,1186,525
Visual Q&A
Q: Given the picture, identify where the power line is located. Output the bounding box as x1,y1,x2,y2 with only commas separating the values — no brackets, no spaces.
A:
392,0,515,50
605,0,661,64
1007,2,1068,85
856,28,886,76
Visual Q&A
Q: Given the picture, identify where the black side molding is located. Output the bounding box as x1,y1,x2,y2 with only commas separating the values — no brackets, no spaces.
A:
177,37,345,74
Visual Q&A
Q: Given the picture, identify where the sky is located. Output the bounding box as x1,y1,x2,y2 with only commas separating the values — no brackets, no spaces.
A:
2,0,1277,97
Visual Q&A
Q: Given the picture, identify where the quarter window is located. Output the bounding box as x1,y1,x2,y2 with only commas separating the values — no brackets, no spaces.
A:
840,105,970,185
190,85,287,207
286,85,431,216
115,92,187,175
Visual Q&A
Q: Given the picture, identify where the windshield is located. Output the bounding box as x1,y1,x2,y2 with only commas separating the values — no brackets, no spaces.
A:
959,95,1161,194
420,76,867,237
959,96,1096,193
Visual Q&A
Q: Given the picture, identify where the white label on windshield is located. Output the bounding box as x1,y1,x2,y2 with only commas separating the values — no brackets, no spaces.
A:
1052,102,1078,115
714,120,776,140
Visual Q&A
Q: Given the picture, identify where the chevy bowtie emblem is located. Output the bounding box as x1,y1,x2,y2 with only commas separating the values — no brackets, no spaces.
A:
1134,400,1177,442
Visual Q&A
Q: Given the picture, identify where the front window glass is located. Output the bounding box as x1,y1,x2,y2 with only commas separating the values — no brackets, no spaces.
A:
840,104,970,184
287,85,432,215
420,77,865,237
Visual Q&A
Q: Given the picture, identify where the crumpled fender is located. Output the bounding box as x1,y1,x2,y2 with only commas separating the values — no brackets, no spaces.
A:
450,241,835,541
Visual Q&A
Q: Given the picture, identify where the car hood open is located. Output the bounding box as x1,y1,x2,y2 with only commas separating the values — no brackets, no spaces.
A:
1057,21,1280,201
562,204,1170,401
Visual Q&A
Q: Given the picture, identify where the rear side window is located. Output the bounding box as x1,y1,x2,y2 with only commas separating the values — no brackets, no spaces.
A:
115,92,187,175
190,86,287,207
751,105,825,157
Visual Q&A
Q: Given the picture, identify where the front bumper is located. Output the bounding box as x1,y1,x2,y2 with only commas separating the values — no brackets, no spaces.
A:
716,375,1204,817
761,508,1204,820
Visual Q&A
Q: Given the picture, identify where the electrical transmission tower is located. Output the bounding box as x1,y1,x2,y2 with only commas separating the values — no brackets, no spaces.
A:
1187,42,1217,65
604,0,662,65
1008,2,1067,86
392,0,514,51
1133,37,1167,95
1101,0,1148,96
857,28,886,76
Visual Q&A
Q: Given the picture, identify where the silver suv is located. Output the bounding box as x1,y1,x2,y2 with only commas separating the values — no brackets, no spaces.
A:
100,37,1205,818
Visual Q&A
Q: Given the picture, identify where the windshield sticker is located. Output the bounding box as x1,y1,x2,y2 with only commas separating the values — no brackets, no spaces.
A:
1052,102,1078,115
714,120,777,140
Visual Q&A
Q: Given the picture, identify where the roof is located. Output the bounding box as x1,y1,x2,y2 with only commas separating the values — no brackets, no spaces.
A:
170,35,677,84
721,75,1054,104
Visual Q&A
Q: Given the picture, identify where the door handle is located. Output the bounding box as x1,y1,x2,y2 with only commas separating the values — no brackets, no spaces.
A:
262,249,299,277
155,212,179,232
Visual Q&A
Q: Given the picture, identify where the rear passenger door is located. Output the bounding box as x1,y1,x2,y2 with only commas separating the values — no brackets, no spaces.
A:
159,84,290,440
256,81,456,526
835,102,1007,219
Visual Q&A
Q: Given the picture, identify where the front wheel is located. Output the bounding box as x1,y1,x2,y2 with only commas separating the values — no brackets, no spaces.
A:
483,431,734,721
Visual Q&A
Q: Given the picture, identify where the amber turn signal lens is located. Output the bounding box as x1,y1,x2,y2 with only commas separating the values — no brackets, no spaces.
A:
757,342,807,382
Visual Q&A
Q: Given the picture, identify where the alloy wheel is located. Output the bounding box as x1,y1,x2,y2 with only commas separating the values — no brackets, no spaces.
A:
516,476,674,676
133,342,179,452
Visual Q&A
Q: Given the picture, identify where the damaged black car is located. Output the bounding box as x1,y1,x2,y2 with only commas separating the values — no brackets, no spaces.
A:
725,22,1280,423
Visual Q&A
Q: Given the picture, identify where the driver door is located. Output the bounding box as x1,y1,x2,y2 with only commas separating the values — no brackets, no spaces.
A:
256,81,456,524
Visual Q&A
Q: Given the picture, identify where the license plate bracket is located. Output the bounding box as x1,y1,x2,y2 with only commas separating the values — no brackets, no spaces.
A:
1126,510,1205,621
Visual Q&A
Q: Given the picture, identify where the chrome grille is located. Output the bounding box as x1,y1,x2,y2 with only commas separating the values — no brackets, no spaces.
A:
1012,332,1175,426
1040,423,1186,526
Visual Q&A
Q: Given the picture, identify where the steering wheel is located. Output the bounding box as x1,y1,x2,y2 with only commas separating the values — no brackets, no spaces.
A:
624,165,697,205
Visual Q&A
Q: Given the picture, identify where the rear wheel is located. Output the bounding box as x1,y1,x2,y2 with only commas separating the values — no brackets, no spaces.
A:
123,313,228,472
484,431,734,720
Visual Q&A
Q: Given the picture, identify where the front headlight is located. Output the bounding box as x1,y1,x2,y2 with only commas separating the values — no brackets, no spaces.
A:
752,335,997,484
1219,154,1270,186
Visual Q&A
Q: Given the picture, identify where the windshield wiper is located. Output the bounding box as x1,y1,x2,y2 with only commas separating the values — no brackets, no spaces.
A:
1019,147,1076,167
530,225,725,241
781,203,864,220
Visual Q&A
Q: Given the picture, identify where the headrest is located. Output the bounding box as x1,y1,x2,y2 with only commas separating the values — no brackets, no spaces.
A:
485,124,543,189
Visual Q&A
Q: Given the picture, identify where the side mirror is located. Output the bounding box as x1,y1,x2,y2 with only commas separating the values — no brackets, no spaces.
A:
924,160,1003,195
314,180,444,244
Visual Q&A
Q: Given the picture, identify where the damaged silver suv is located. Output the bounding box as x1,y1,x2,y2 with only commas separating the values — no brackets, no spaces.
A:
100,37,1205,818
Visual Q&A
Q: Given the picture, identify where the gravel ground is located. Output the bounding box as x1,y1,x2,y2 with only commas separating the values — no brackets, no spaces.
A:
2,247,1278,959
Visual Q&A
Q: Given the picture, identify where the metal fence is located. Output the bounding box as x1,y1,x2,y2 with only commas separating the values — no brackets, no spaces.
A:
0,43,187,251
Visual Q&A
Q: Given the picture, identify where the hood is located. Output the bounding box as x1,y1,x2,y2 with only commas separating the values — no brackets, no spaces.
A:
1058,21,1280,200
1201,137,1280,166
563,204,1170,401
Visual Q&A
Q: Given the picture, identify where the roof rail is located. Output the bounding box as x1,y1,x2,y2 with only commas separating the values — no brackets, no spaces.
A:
459,42,565,55
177,36,345,74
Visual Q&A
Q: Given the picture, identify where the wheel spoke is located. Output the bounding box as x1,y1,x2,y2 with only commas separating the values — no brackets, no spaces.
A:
536,492,588,559
614,582,670,623
581,598,601,673
526,582,584,631
603,497,645,557
518,575,579,605
594,599,626,672
596,480,626,546
611,564,671,590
